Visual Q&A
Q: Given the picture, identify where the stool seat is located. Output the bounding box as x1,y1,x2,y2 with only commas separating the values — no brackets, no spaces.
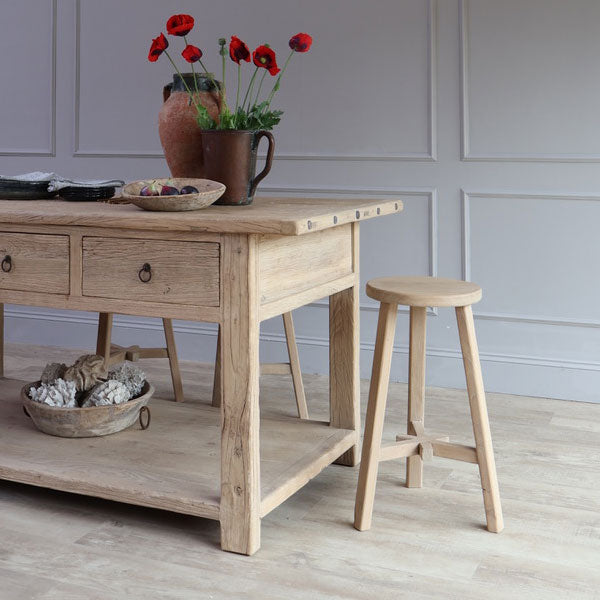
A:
366,276,482,307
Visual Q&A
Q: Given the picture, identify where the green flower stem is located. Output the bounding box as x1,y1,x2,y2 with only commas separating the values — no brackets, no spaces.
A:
241,66,259,111
197,59,219,94
253,69,268,106
265,50,294,109
184,36,200,97
163,50,200,110
235,63,241,126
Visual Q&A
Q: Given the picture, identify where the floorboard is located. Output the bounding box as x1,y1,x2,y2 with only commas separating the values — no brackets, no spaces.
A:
1,342,599,599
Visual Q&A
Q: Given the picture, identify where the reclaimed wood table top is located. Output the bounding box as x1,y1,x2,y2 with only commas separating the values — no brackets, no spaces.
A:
0,196,403,235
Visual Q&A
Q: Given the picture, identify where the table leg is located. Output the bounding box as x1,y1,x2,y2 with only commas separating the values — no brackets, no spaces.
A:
329,224,360,466
219,234,261,555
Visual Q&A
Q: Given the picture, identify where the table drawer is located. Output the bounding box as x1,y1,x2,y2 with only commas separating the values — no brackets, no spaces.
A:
0,232,70,294
82,237,220,306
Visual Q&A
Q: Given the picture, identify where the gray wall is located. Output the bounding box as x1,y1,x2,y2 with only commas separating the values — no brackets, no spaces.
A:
2,0,600,402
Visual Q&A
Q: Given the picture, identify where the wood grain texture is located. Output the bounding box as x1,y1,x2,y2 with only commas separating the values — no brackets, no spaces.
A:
163,318,184,403
0,377,353,527
2,343,599,599
283,311,309,420
219,234,261,555
329,223,361,467
258,226,352,305
95,312,113,364
82,237,220,306
0,197,403,235
0,288,221,322
0,231,69,294
407,306,427,488
354,302,398,531
456,305,504,533
260,273,355,322
367,276,482,308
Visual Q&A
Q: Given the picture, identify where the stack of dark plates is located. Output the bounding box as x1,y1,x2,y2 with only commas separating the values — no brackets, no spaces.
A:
58,186,117,202
0,179,56,200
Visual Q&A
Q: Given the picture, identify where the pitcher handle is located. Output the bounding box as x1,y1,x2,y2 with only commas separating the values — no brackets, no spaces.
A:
249,131,275,198
163,83,173,103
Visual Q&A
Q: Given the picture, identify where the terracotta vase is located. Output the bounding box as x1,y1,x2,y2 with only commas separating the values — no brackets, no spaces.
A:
201,130,275,206
158,73,221,178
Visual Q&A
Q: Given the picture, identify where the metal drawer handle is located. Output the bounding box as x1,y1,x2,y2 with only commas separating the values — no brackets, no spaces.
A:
1,255,12,273
138,262,152,283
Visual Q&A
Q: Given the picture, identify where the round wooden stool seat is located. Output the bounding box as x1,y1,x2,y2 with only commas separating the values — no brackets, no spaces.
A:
366,276,482,307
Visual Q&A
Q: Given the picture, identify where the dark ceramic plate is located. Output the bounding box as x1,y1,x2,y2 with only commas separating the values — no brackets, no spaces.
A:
0,180,56,200
59,186,116,202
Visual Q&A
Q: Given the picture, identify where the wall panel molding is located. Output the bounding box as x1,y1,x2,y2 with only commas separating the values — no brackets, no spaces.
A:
73,0,437,162
459,0,600,163
462,190,600,327
7,305,600,373
0,0,57,157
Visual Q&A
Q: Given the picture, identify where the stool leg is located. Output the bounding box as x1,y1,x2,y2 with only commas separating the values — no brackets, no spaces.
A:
455,305,504,533
354,302,398,531
283,312,309,419
96,313,113,366
212,325,222,407
163,318,184,403
406,306,427,488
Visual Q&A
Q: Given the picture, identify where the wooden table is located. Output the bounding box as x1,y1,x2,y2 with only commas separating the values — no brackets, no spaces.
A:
0,196,402,555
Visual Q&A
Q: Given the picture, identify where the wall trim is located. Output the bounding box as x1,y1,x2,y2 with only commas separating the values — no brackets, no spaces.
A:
73,0,437,162
461,190,600,327
459,0,600,163
0,0,57,157
6,305,600,374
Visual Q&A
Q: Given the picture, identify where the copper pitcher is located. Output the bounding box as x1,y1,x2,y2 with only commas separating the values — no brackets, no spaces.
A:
200,130,274,206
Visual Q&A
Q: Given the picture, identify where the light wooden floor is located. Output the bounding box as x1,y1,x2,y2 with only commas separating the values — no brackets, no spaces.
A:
1,342,600,600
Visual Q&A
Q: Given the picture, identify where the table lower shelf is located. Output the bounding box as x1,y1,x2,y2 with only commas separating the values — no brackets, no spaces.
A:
0,378,355,521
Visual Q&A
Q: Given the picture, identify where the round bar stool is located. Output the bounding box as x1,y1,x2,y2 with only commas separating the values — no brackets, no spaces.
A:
354,276,503,533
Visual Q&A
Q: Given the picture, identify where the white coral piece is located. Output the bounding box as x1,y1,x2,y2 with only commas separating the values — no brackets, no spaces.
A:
29,378,78,408
108,362,146,399
81,380,130,407
40,362,67,384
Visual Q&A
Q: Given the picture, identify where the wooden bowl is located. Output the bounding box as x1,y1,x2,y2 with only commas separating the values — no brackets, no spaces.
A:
22,381,154,438
122,178,225,212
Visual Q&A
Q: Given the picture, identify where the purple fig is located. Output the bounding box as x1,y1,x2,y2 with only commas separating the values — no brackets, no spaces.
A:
161,185,179,196
180,185,199,195
140,185,159,196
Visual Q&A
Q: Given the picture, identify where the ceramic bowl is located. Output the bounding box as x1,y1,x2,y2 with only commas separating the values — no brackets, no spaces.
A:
22,381,154,438
122,178,225,212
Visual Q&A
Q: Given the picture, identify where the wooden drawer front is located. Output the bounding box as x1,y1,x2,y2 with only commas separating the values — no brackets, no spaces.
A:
82,237,220,306
0,232,69,295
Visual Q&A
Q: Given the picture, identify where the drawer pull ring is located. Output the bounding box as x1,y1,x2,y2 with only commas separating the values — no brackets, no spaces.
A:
1,255,12,273
138,263,152,283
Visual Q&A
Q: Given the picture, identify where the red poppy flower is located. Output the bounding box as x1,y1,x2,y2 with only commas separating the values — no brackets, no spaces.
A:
253,45,280,76
166,14,194,37
289,33,313,53
148,33,168,62
182,44,202,63
229,36,250,64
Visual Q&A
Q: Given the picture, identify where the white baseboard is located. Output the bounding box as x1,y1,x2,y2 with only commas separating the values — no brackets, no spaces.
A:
4,306,599,403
